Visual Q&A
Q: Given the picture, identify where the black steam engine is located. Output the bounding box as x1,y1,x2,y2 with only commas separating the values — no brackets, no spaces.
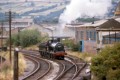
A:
38,38,67,60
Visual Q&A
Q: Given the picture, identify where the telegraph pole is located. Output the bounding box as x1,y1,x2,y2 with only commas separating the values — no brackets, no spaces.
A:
9,10,12,63
1,22,3,48
14,48,19,80
0,21,3,48
0,21,4,65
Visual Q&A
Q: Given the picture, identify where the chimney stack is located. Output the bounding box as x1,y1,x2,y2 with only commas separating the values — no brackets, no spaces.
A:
92,17,94,24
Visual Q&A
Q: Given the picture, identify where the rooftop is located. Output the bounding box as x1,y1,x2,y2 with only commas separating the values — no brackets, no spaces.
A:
96,19,120,31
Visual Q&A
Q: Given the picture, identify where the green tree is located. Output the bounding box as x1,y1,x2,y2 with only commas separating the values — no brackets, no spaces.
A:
19,29,40,47
6,29,42,47
91,43,120,80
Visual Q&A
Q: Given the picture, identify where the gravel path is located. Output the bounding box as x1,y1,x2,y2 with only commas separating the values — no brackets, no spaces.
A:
41,59,59,80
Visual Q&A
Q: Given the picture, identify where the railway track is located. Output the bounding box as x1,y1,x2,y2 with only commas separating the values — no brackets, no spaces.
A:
20,55,40,80
54,59,76,80
21,50,77,80
20,50,88,80
54,55,87,80
67,55,88,80
21,51,52,80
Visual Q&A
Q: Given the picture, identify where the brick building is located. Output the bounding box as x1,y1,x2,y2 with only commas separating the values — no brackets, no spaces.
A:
66,18,120,53
76,20,107,53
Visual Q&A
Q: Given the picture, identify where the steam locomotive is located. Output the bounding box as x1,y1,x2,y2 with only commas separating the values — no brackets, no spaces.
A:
38,38,67,60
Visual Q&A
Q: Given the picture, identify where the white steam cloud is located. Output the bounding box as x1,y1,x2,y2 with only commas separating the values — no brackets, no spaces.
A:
59,0,112,24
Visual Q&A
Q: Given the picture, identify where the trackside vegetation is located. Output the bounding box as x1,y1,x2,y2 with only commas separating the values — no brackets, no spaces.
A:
62,39,80,51
0,51,26,80
91,43,120,80
6,29,44,48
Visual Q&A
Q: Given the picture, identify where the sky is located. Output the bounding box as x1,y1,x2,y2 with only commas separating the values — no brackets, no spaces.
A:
5,0,40,1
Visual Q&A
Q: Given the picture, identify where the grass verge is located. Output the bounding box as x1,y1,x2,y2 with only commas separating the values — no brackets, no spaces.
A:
24,45,38,51
0,51,26,80
66,51,96,62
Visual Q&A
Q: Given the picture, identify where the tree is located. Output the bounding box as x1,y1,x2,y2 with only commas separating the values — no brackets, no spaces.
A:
19,29,40,47
91,43,120,80
6,29,42,47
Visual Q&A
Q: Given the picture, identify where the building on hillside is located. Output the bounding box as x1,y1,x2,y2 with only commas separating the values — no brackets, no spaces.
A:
0,18,34,47
114,1,120,17
2,18,34,34
0,35,7,48
2,18,34,28
0,26,7,47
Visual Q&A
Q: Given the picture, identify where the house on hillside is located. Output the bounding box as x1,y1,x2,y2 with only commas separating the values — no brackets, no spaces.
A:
114,1,120,17
0,26,8,48
3,18,34,28
0,18,34,47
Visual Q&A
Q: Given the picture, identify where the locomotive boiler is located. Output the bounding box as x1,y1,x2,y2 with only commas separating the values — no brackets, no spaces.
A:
38,38,67,60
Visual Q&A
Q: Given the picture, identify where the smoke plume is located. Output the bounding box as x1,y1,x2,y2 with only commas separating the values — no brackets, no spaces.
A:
59,0,112,24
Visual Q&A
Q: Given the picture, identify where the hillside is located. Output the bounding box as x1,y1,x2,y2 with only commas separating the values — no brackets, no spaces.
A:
0,0,119,23
0,0,69,22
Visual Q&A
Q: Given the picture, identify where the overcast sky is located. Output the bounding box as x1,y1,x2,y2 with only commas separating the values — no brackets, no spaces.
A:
0,0,56,2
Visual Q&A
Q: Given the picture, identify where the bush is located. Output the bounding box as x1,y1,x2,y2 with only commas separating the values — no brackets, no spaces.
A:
0,52,26,80
91,43,120,80
71,43,79,51
6,29,41,48
62,39,74,48
39,35,49,43
5,33,18,47
62,39,80,51
20,29,40,47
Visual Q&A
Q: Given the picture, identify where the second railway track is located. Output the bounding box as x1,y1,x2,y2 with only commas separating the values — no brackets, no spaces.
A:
54,55,87,80
21,50,52,80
